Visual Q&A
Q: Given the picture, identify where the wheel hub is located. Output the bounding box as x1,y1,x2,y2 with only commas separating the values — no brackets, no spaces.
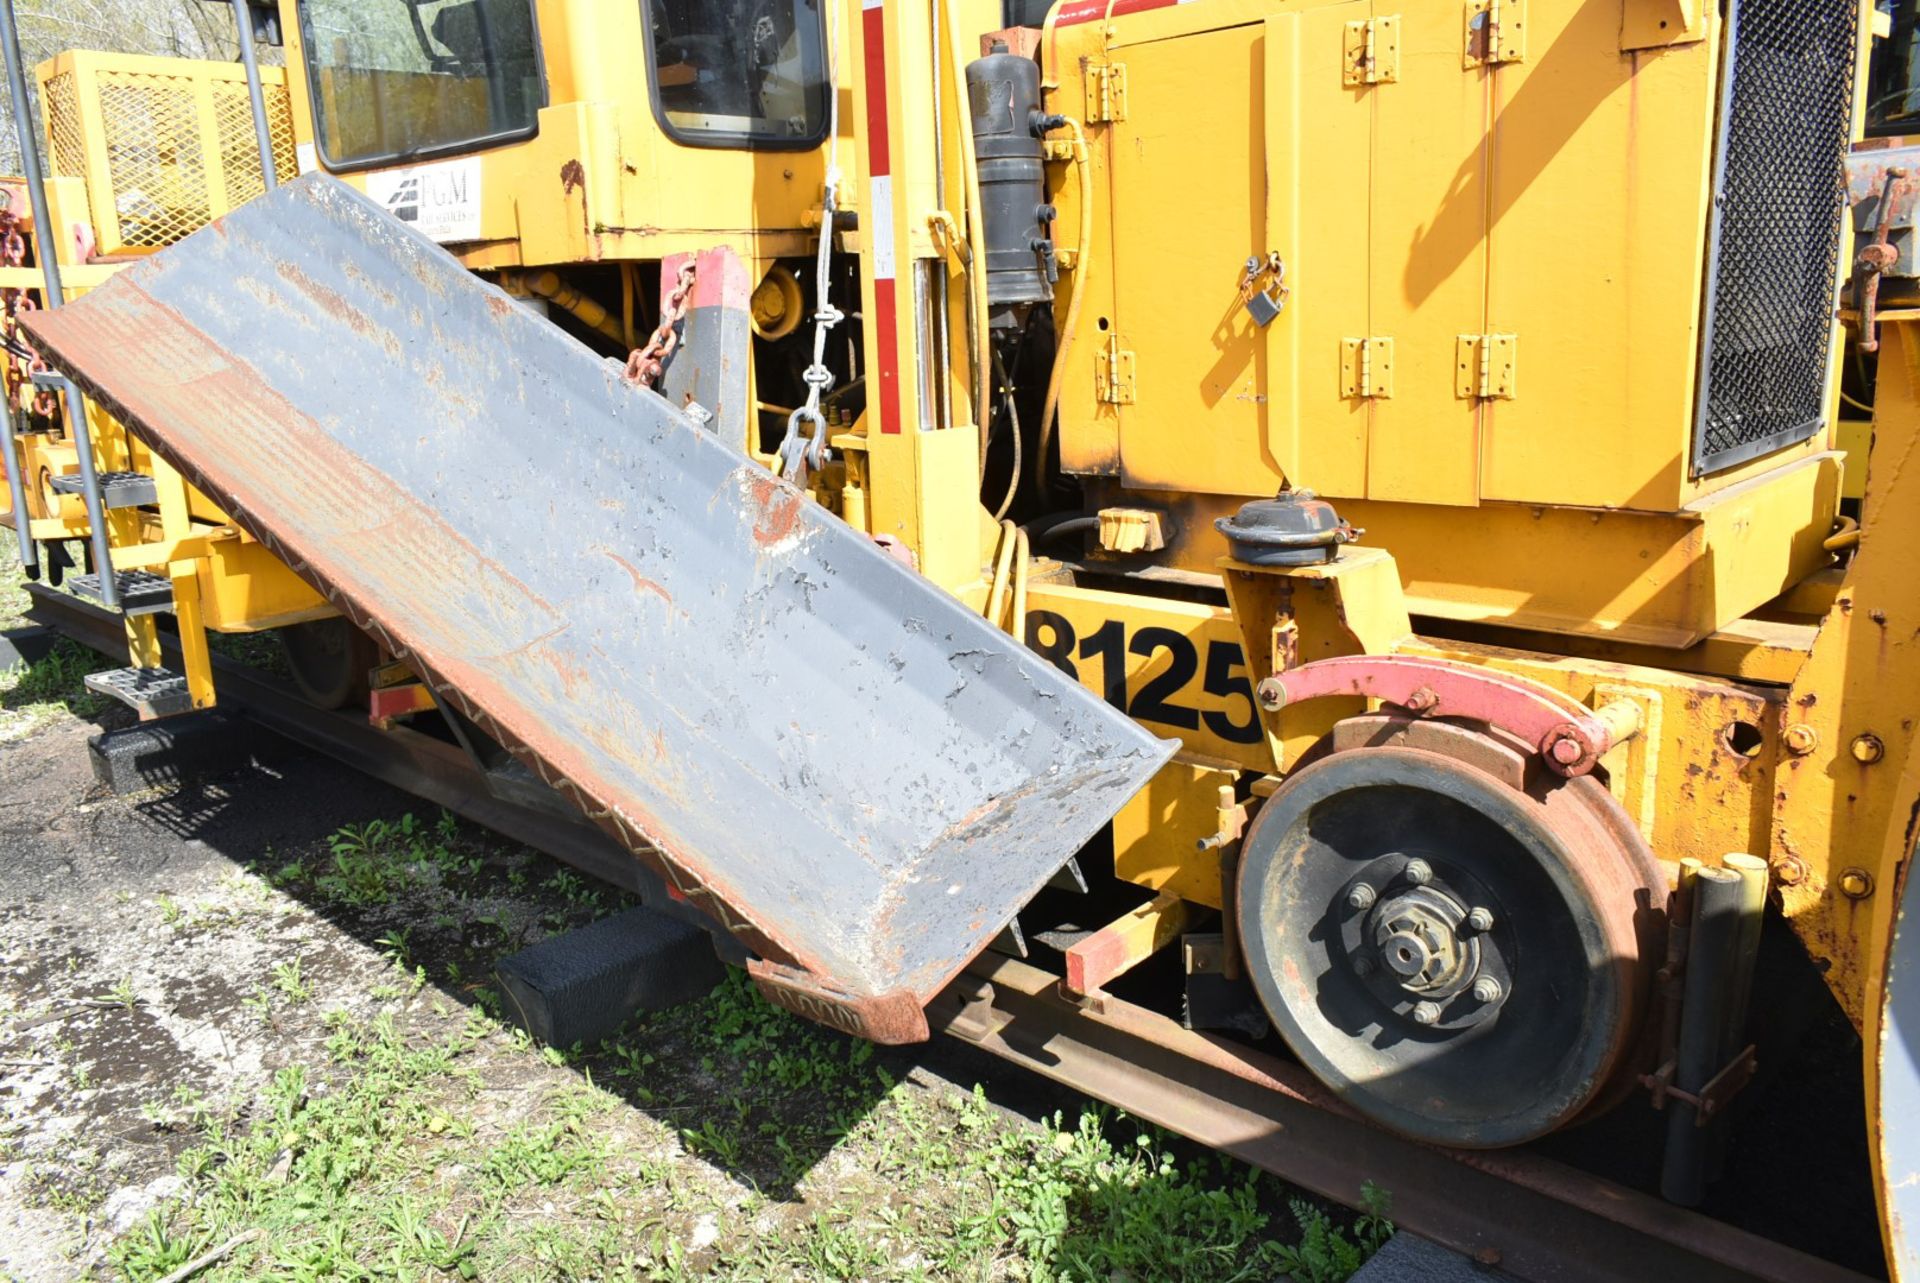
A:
1342,859,1506,1032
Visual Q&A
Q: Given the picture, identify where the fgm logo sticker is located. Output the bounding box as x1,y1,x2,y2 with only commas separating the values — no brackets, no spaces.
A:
365,157,482,244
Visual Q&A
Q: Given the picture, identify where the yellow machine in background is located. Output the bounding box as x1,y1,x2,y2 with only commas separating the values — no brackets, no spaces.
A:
10,0,1920,1275
0,50,340,715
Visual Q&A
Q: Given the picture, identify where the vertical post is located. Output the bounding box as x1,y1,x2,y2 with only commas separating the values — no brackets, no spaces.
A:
0,0,113,603
3,403,33,570
229,0,276,191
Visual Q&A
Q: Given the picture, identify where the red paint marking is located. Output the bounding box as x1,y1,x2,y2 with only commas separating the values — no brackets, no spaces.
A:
861,6,891,178
874,276,901,435
1056,0,1179,25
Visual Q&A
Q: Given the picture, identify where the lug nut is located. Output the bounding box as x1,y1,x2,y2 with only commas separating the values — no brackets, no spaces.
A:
1353,954,1376,978
1411,1001,1441,1026
1347,883,1377,911
1403,858,1432,886
1466,906,1494,932
1471,976,1503,1004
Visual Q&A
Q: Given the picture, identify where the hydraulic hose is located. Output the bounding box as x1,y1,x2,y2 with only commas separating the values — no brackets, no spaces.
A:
991,346,1022,521
503,270,628,347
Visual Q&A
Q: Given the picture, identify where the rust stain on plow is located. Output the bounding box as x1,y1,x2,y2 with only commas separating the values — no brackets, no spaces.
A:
603,550,672,606
746,472,805,549
21,174,1174,1042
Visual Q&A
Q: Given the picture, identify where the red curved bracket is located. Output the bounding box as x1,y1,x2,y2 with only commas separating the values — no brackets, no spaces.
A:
1270,655,1616,777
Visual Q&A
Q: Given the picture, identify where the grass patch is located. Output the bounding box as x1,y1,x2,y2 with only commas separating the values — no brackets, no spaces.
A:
0,636,109,741
0,545,112,739
57,797,1390,1281
110,963,1390,1281
0,541,31,631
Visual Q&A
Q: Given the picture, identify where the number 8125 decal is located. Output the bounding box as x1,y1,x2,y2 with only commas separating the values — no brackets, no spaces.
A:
1023,609,1263,745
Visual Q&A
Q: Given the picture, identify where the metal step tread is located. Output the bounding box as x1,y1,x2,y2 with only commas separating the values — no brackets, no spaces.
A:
48,470,157,508
84,666,193,719
70,569,172,615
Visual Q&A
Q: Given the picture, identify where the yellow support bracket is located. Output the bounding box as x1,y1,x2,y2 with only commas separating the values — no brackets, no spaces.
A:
107,532,225,572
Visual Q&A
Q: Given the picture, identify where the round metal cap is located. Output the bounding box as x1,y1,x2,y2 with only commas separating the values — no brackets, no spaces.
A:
1214,488,1359,566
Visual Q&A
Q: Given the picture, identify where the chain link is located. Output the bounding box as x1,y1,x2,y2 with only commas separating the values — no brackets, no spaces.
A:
624,259,698,388
0,197,53,418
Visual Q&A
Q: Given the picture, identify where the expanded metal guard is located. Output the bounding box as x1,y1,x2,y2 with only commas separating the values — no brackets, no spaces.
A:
1692,0,1858,477
36,51,296,256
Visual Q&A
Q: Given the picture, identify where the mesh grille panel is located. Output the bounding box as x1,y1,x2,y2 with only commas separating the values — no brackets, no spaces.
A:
211,80,297,205
1693,0,1858,475
96,71,209,247
43,73,84,178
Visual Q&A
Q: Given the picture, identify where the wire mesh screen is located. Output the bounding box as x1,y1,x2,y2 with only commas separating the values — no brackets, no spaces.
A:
1692,0,1857,476
38,56,299,256
212,80,298,206
43,73,86,179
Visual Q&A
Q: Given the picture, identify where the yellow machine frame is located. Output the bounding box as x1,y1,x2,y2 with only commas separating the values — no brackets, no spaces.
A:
8,0,1920,1268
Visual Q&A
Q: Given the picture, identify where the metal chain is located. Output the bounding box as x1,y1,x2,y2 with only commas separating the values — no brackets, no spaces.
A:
624,259,698,388
0,196,50,417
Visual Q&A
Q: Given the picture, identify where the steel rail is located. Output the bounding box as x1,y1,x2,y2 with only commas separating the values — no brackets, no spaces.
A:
22,583,1881,1283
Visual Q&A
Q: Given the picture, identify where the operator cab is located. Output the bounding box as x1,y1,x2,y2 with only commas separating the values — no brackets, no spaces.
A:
297,0,544,169
644,0,831,148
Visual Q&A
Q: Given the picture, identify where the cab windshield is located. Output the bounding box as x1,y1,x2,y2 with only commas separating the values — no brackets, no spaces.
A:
298,0,544,169
645,0,829,148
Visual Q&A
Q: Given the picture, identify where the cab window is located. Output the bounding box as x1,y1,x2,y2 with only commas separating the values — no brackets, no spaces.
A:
644,0,830,149
298,0,545,169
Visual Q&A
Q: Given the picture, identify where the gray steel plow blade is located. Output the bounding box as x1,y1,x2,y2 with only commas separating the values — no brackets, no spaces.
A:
25,175,1173,1042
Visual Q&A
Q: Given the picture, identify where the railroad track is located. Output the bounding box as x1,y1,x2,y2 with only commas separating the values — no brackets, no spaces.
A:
25,583,1876,1283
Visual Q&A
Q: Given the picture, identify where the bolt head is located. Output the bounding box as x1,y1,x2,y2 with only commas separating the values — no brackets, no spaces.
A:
1852,733,1886,765
1255,676,1286,712
1840,868,1876,900
1772,856,1808,887
1411,1001,1441,1026
1352,953,1376,978
1783,723,1818,756
1403,858,1432,886
1471,976,1503,1004
1346,882,1377,911
1466,906,1494,933
1548,736,1584,766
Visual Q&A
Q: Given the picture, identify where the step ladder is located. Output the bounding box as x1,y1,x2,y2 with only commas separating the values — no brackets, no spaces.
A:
9,371,217,722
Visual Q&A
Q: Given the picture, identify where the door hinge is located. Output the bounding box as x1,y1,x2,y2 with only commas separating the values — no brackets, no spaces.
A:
1454,333,1518,400
1463,0,1526,66
1340,337,1395,400
1085,62,1128,123
1343,16,1401,86
1097,335,1137,404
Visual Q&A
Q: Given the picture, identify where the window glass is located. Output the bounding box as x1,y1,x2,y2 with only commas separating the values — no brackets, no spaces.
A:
299,0,544,168
646,0,830,147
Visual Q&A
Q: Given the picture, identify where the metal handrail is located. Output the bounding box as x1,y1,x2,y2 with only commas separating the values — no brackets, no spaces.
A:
230,0,277,192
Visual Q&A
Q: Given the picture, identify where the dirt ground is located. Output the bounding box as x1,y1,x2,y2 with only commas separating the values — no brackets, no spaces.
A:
0,610,1381,1282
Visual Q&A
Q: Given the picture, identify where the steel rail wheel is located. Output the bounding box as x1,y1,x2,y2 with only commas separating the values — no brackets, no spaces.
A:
1237,719,1664,1147
279,616,378,711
